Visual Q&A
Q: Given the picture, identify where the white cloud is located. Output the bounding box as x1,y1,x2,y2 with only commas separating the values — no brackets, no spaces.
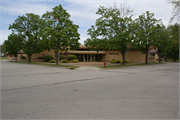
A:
0,0,53,16
0,0,176,45
68,9,98,27
79,32,90,44
0,30,11,44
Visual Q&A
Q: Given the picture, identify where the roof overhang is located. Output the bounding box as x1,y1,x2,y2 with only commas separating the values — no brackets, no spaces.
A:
66,51,107,54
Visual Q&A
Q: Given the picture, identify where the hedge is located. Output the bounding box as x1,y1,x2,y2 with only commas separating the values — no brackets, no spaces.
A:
20,55,26,59
70,59,79,63
59,59,69,63
110,59,130,63
68,55,77,60
125,60,130,63
43,55,53,62
49,60,56,63
59,55,66,60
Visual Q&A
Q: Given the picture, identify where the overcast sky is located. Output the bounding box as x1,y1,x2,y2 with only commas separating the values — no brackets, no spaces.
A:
0,0,176,45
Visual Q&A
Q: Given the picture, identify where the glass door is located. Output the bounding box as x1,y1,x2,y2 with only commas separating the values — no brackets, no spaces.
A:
85,54,87,61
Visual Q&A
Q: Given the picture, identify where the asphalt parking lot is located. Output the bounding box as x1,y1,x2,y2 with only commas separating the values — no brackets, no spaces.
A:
1,60,179,119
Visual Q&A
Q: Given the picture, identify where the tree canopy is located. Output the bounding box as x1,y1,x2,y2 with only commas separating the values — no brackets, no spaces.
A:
39,4,80,65
151,23,170,62
134,11,161,63
85,4,137,65
4,33,23,61
165,23,179,61
9,13,43,62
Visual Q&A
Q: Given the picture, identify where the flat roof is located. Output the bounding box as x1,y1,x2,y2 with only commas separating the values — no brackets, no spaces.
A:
79,44,156,50
66,51,106,54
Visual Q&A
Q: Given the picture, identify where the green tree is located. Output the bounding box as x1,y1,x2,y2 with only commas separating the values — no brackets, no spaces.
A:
134,11,161,63
9,13,43,62
85,5,136,65
166,23,179,61
152,23,170,63
39,4,80,65
4,33,23,61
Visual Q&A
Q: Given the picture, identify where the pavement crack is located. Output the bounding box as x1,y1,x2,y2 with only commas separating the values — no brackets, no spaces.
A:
1,74,127,92
1,71,151,92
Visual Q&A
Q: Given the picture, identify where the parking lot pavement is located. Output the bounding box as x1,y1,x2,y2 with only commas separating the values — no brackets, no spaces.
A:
1,61,179,119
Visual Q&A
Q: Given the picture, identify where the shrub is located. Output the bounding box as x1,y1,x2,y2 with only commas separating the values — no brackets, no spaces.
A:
116,60,121,63
43,55,53,62
68,55,77,60
156,58,162,61
110,59,118,63
60,59,69,63
38,57,43,59
110,59,115,63
20,55,26,59
59,55,66,60
125,60,130,63
120,60,123,63
49,60,56,63
70,59,79,63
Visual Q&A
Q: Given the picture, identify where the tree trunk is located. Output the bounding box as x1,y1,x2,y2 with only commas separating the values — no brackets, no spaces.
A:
120,49,126,65
159,53,161,63
14,55,17,61
55,51,59,65
145,46,148,63
15,56,17,61
174,57,176,62
59,51,61,61
28,54,31,62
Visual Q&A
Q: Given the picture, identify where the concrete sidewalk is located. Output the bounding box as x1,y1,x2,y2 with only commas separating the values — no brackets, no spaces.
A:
76,66,102,71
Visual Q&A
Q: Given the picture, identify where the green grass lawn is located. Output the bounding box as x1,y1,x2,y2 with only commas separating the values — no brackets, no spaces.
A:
9,61,79,69
7,60,169,70
167,58,179,62
99,62,165,69
1,56,9,60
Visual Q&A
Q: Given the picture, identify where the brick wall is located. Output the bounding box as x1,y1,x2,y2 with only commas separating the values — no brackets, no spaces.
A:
102,50,121,62
102,50,157,63
102,50,147,63
21,50,157,63
126,51,146,63
148,58,157,63
26,50,55,62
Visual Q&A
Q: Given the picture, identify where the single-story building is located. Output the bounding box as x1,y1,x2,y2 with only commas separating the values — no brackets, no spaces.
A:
27,45,157,63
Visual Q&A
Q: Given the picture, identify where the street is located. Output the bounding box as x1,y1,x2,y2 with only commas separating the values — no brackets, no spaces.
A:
1,61,179,119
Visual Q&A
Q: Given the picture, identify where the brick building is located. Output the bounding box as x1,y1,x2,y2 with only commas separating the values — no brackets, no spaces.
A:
28,45,157,63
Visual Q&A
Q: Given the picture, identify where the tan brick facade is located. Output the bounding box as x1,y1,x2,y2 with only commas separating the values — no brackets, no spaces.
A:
17,45,157,63
26,50,55,62
102,50,148,63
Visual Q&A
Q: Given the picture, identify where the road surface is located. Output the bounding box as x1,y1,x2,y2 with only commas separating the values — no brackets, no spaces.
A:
1,61,179,119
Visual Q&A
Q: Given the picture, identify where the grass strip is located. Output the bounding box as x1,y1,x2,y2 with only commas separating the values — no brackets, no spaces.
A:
99,62,165,69
0,57,9,60
166,58,179,62
9,61,79,69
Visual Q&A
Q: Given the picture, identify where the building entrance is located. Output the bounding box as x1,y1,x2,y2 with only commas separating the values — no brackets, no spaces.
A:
75,54,102,62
